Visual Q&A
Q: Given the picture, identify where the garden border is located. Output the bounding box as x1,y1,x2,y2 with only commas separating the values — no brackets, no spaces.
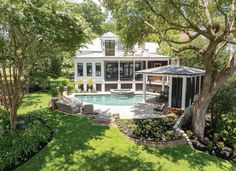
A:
3,117,53,171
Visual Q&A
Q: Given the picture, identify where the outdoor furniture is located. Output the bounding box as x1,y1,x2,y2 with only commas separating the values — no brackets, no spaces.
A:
153,103,166,112
83,104,94,114
55,101,80,114
55,97,82,114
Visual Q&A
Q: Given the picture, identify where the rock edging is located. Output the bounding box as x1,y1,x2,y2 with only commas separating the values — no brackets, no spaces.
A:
173,105,194,149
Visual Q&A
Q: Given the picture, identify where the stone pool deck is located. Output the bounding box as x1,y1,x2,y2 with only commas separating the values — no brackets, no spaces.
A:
93,102,168,119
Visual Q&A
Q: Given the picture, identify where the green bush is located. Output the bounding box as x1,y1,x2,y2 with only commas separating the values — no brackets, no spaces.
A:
186,130,193,138
131,117,179,141
207,141,214,151
87,77,94,89
219,110,236,144
216,141,225,150
0,111,51,170
50,87,60,97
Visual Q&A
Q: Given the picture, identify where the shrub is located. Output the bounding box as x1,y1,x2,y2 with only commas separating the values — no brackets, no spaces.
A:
87,77,94,89
217,141,225,151
219,110,236,144
207,141,214,151
131,117,179,141
186,130,193,138
0,112,51,170
50,87,60,97
76,79,83,88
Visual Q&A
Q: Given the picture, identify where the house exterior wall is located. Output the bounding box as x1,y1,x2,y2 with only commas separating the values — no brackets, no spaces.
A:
74,57,170,92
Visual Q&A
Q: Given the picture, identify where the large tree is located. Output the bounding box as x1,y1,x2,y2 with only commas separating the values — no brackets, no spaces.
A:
71,0,106,35
0,0,90,130
103,0,236,138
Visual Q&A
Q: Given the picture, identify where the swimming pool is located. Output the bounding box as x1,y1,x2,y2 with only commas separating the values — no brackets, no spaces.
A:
75,94,155,106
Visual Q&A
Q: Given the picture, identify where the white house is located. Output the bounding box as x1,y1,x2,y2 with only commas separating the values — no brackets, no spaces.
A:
74,32,171,92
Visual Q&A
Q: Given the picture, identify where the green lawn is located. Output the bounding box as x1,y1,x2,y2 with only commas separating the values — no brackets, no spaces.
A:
15,92,236,171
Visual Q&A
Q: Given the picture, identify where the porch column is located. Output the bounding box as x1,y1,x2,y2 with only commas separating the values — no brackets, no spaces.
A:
143,74,147,103
133,60,135,81
102,83,105,92
74,61,78,81
161,76,165,92
199,76,201,94
83,79,87,92
168,76,172,107
181,76,187,110
133,61,136,91
118,60,121,89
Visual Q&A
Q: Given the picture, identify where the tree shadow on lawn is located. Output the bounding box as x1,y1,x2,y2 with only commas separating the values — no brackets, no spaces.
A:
144,145,236,171
77,149,158,171
16,109,160,171
20,94,46,108
16,109,112,170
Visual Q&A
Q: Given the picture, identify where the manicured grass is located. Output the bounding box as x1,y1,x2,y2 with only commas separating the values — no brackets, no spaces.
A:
16,92,236,171
18,92,51,114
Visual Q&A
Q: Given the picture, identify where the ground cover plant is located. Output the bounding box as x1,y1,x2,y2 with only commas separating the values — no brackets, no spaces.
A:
117,117,182,142
0,109,52,170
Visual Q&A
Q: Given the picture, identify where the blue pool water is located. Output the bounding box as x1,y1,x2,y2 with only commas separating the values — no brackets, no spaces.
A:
75,94,155,106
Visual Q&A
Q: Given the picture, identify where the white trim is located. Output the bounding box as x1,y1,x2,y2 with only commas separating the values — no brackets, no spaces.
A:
181,77,187,110
161,76,165,91
143,75,147,103
168,76,172,107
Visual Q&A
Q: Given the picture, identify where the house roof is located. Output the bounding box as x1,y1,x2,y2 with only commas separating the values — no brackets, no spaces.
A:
76,32,167,58
136,65,205,76
100,32,119,38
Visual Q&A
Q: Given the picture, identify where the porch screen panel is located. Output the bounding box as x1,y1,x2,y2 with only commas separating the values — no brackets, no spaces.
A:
171,77,183,108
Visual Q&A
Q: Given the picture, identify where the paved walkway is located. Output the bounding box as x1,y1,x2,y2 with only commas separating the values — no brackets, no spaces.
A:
93,103,168,119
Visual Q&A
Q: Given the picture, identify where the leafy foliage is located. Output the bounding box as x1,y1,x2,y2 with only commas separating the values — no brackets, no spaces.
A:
209,81,235,131
71,0,106,35
219,110,236,144
118,117,181,141
0,109,51,170
87,77,94,88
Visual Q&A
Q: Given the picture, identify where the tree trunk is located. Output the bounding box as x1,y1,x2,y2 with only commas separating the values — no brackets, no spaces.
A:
192,94,211,139
9,108,17,130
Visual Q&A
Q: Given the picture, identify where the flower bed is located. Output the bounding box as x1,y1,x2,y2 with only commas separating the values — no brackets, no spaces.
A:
182,123,236,163
0,110,52,170
116,117,186,148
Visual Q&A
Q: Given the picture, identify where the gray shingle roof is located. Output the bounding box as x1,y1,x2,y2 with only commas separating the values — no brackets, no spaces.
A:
136,65,205,76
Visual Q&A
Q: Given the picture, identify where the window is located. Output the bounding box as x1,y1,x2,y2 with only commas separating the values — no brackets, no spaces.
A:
106,63,118,80
95,63,101,76
86,63,92,76
77,63,83,76
105,40,115,56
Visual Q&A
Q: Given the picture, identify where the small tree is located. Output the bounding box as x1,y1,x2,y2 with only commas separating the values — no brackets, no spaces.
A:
76,79,83,89
87,77,94,91
0,0,90,130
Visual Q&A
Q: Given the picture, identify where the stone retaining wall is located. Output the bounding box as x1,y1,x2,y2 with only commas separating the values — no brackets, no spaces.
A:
128,136,187,148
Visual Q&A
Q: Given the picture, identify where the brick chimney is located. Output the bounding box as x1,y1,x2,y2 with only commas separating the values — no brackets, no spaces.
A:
171,57,182,66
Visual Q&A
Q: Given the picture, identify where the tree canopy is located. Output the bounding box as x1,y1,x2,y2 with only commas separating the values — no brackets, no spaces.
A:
72,0,107,35
0,0,91,129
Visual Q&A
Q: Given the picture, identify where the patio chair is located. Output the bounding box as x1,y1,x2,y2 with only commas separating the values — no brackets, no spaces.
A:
153,103,166,112
55,97,82,114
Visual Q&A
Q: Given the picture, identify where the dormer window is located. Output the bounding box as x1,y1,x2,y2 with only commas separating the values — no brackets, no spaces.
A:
105,40,115,56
